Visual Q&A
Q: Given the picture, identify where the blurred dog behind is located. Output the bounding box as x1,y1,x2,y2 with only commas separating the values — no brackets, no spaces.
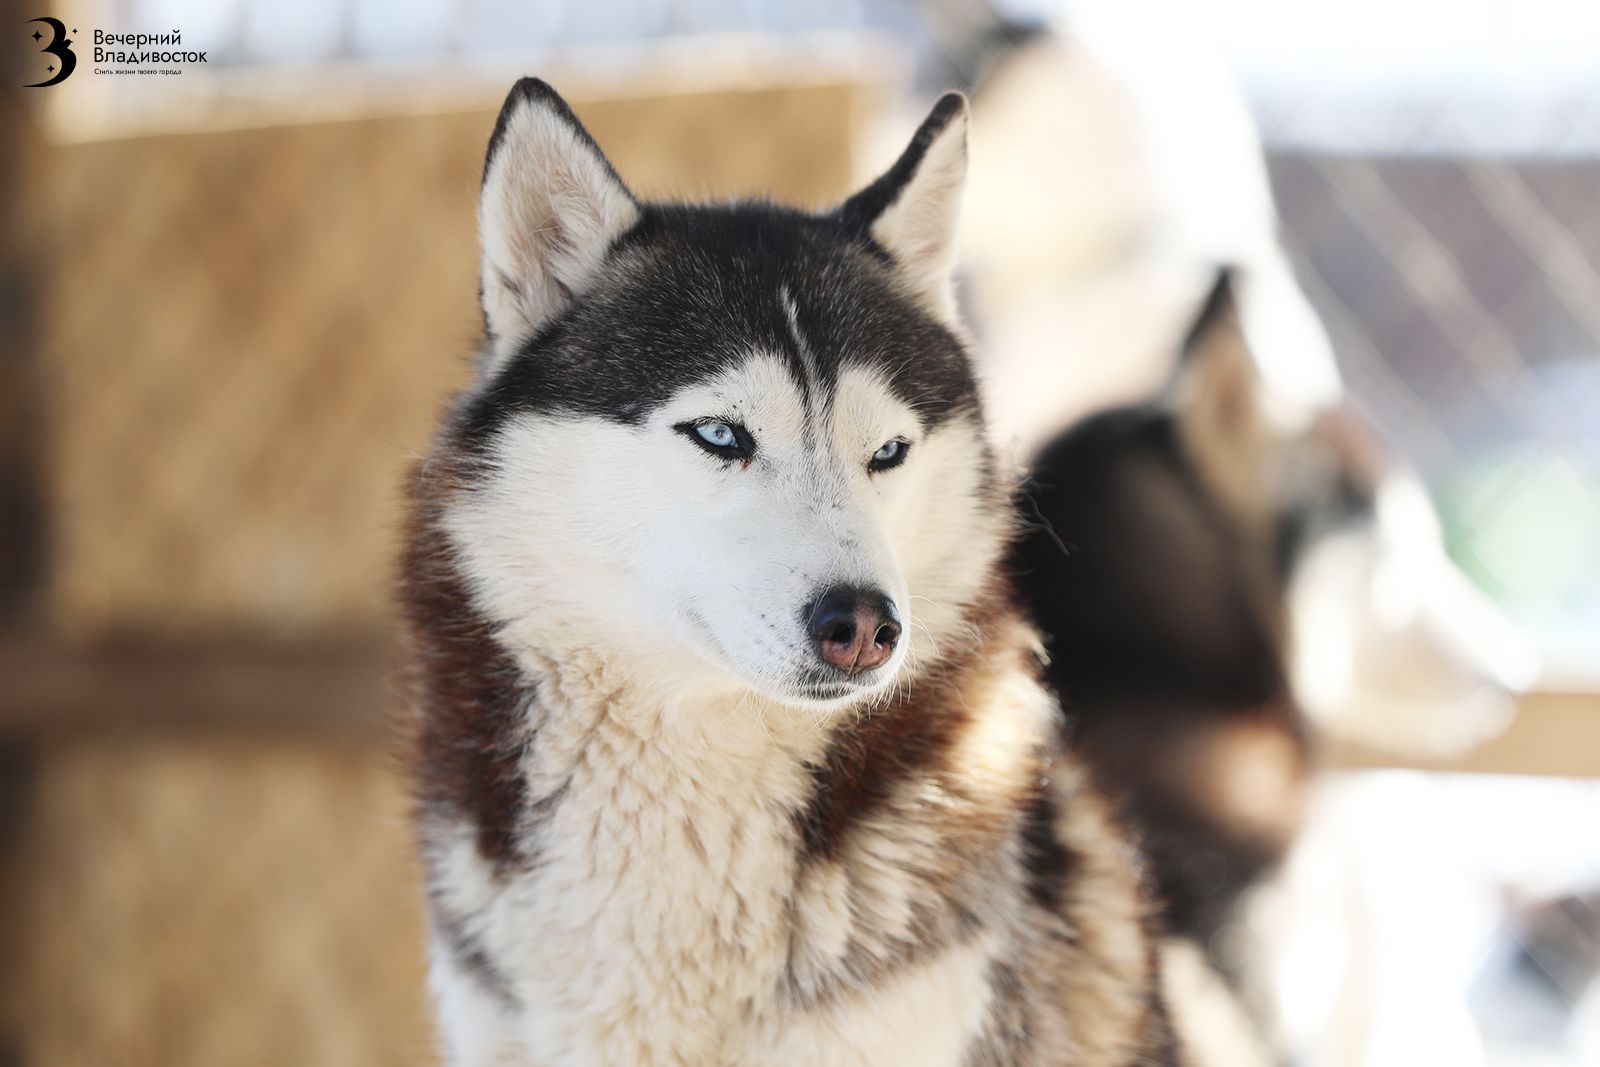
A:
1012,266,1534,950
959,15,1538,1060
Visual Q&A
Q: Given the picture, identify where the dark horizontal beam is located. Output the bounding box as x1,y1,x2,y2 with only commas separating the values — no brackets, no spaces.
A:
3,632,1595,778
0,631,399,743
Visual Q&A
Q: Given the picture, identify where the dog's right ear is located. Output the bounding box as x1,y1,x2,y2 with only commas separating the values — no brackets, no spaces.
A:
477,78,640,372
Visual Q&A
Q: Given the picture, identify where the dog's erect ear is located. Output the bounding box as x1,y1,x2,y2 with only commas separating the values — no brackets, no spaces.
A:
478,78,640,371
1171,270,1273,519
838,93,969,320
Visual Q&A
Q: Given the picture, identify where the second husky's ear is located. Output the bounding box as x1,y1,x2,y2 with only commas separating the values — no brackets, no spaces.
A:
1171,270,1273,519
838,93,969,320
478,78,640,371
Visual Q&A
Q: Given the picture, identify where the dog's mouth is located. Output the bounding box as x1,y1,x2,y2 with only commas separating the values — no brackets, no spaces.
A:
796,680,856,702
786,661,901,708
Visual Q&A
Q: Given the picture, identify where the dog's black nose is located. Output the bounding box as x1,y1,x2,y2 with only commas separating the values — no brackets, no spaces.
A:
805,585,901,674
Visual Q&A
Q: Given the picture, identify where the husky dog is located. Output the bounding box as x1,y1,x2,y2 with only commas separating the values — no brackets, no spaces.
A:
401,79,1186,1067
1013,270,1533,968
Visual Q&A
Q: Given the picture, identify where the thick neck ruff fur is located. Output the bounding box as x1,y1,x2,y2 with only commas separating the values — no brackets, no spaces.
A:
402,78,1184,1067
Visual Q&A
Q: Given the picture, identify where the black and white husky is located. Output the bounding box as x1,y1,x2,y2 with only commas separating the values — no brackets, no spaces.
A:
401,80,1185,1066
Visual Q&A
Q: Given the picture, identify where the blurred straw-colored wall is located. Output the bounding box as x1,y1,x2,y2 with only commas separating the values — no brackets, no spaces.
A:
0,742,430,1067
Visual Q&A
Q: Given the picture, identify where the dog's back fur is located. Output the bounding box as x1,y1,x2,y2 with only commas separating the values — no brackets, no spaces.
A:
401,80,1186,1066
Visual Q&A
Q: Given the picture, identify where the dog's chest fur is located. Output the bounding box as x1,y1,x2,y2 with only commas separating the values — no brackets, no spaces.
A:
423,660,1013,1067
519,691,811,1063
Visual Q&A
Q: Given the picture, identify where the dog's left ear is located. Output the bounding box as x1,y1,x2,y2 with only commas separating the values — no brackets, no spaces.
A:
837,93,969,320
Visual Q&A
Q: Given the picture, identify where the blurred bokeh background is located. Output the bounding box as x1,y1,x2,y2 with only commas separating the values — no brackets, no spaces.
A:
1,1,1596,1065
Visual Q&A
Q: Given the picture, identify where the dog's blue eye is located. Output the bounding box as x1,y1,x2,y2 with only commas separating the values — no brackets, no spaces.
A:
696,422,736,448
676,419,755,462
868,438,910,473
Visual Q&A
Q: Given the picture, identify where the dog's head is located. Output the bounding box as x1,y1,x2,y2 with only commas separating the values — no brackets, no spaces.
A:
1021,272,1536,753
431,80,1004,712
1179,277,1537,754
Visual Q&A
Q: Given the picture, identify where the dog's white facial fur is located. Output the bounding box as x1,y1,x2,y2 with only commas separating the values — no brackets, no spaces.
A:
445,354,1000,713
